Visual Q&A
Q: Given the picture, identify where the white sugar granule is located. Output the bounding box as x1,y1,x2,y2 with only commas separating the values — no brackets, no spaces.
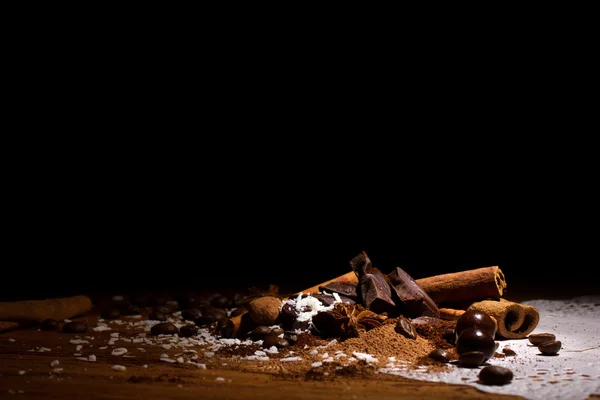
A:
49,360,60,367
69,339,89,344
88,355,97,362
18,370,26,375
312,361,323,368
111,365,126,371
352,352,378,363
215,377,225,381
281,356,302,362
76,345,83,352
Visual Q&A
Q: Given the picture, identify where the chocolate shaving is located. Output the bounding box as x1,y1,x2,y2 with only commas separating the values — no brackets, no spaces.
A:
387,266,439,318
350,251,396,315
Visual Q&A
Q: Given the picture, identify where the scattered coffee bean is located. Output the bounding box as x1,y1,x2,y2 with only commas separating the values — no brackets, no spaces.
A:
148,310,167,321
181,308,203,321
195,307,227,326
268,326,284,337
179,324,198,337
458,351,486,368
62,321,87,333
151,322,180,335
478,365,513,385
249,325,271,341
262,334,289,348
538,340,561,355
528,333,556,346
455,309,497,341
211,295,232,309
101,308,121,320
154,306,173,315
456,327,496,361
428,348,449,363
40,318,58,331
395,316,417,339
119,304,141,316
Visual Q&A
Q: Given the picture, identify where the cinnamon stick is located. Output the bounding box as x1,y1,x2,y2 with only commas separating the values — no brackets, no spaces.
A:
439,298,540,339
0,295,93,332
414,266,506,305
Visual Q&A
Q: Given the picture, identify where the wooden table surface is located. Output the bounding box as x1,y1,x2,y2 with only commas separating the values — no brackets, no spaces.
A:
1,288,598,400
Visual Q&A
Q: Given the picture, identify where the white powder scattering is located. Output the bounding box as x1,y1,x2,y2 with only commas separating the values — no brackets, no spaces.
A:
49,360,60,367
111,348,128,356
110,333,119,338
76,345,83,352
18,370,26,375
111,365,126,372
161,344,171,350
99,346,108,350
93,325,111,332
70,339,89,345
176,357,184,364
352,352,379,363
88,355,96,362
312,361,323,368
215,377,225,382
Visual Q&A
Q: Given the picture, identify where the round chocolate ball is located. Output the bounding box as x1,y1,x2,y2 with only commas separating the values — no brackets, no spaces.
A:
455,309,497,341
456,327,496,361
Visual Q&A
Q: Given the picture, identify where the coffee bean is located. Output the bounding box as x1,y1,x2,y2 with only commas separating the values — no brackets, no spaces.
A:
211,295,232,309
262,335,289,349
458,351,486,368
148,310,167,321
151,322,180,335
268,327,284,337
154,306,173,315
194,307,227,326
538,340,561,355
455,310,497,341
181,308,203,321
428,348,449,363
456,327,496,361
119,304,141,316
179,324,198,337
249,325,271,341
62,321,87,333
101,308,121,320
478,365,513,385
150,296,168,306
40,318,58,331
528,333,556,346
395,316,417,339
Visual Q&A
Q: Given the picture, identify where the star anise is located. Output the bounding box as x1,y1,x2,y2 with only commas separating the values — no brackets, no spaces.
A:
312,303,387,340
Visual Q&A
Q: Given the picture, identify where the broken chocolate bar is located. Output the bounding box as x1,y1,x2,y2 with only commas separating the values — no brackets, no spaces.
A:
387,267,439,318
318,281,359,300
350,251,396,315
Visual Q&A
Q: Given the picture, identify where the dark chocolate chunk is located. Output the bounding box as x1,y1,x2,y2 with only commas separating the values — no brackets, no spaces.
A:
350,251,396,314
40,318,59,331
479,365,513,385
387,266,439,318
151,322,180,335
62,321,87,333
318,281,359,300
538,340,561,355
309,293,336,307
528,333,556,346
279,303,298,330
395,315,417,339
458,351,486,368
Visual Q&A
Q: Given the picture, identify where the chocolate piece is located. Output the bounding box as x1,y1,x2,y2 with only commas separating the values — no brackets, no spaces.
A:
395,316,417,339
458,351,486,368
62,321,87,333
455,309,497,340
387,266,439,318
279,303,298,330
318,281,359,300
456,327,496,361
479,365,513,385
528,333,556,346
538,340,561,355
350,251,396,314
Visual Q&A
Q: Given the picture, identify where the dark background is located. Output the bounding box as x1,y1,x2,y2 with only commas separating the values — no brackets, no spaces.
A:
3,148,598,302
